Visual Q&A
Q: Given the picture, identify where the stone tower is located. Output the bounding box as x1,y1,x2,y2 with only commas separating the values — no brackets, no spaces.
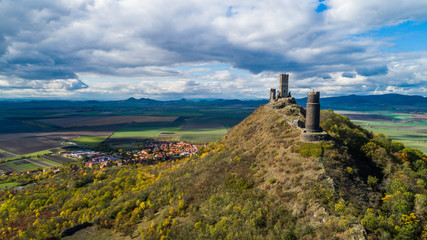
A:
270,88,276,101
279,74,289,98
306,91,321,132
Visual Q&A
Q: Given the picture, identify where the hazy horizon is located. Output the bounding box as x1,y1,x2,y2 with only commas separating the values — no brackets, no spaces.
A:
0,92,425,102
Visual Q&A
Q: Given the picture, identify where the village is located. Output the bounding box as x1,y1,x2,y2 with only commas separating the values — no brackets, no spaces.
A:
0,140,204,182
63,140,205,169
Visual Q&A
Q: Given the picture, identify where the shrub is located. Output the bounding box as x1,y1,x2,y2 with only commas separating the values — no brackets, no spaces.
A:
367,176,379,187
225,174,253,193
299,143,322,158
346,167,354,175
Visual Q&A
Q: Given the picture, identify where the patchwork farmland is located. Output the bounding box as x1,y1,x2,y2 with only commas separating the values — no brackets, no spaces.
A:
110,117,231,143
339,111,427,154
0,116,181,173
1,97,425,174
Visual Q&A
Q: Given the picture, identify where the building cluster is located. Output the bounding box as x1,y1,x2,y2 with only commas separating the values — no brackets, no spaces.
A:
61,150,121,168
61,141,205,169
128,141,205,162
63,150,100,159
85,155,120,168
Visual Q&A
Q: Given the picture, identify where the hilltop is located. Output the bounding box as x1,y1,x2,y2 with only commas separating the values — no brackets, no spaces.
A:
0,98,426,239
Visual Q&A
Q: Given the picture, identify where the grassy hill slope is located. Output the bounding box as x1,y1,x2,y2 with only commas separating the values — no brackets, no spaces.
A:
1,99,426,239
126,98,426,239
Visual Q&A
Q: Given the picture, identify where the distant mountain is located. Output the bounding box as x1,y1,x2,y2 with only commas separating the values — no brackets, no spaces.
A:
1,93,424,113
296,93,427,112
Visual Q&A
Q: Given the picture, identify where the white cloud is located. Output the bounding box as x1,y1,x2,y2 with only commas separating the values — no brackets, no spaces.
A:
0,0,427,99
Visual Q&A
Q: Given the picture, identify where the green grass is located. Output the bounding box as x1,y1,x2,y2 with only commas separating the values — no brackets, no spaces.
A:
0,150,54,163
353,119,427,154
25,150,53,157
71,136,108,146
353,119,426,128
31,157,61,167
340,111,427,154
5,162,42,172
380,112,413,121
35,157,61,166
111,117,235,142
0,149,18,156
0,157,62,173
174,128,228,143
0,182,19,188
112,125,182,138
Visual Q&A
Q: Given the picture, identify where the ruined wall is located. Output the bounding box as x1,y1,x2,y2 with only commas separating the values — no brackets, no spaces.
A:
270,88,276,101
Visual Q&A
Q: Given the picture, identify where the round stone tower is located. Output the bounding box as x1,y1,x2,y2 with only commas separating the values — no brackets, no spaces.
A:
306,91,321,132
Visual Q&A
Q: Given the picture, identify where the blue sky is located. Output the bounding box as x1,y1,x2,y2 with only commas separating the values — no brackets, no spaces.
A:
0,0,427,100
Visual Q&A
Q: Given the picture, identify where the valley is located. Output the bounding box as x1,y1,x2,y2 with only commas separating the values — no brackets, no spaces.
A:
0,95,426,176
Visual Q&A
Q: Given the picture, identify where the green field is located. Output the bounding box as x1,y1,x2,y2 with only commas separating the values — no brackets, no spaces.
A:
35,157,61,166
0,156,62,173
0,150,54,163
24,150,53,157
71,136,109,146
111,120,184,139
5,161,42,172
349,112,427,154
110,117,231,143
112,126,183,138
174,128,228,143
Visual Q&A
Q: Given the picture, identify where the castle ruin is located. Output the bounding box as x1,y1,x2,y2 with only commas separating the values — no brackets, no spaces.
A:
305,91,321,132
270,73,291,101
301,91,329,141
270,88,276,101
267,74,327,141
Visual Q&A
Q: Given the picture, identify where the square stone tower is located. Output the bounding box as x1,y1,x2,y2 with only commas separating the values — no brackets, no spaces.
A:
279,74,289,98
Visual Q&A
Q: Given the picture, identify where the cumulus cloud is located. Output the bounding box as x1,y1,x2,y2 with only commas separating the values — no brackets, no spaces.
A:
0,0,427,98
0,77,88,90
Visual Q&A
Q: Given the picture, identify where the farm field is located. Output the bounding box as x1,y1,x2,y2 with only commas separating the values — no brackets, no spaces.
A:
338,111,427,154
42,154,76,164
110,117,232,143
37,116,177,128
1,97,424,173
175,127,228,143
29,158,60,168
71,136,109,147
0,150,17,159
0,155,72,174
173,118,228,143
111,125,183,138
110,117,184,139
0,99,253,172
5,161,42,172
